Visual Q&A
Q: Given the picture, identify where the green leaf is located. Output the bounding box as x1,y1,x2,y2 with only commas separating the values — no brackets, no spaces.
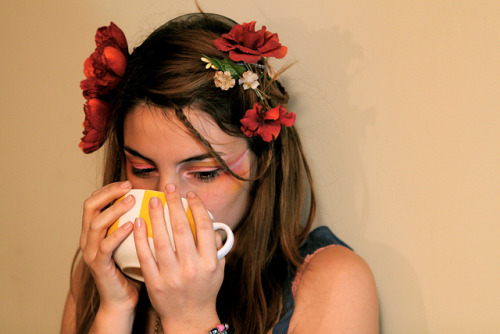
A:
221,59,246,77
201,55,245,79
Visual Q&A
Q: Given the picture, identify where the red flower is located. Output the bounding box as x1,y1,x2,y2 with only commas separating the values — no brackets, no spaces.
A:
213,21,288,64
240,103,296,142
95,22,128,54
80,22,128,99
79,98,111,153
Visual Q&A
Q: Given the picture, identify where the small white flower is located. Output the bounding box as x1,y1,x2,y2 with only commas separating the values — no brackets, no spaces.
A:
239,71,260,90
214,71,235,90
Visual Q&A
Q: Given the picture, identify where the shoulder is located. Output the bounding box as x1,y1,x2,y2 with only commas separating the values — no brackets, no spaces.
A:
288,245,379,333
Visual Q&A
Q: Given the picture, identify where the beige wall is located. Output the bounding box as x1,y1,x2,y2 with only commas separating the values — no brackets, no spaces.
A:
1,1,498,332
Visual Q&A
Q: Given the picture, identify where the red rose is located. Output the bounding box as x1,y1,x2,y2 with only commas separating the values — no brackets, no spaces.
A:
95,22,128,54
80,22,128,99
240,103,296,142
213,21,288,64
80,46,127,99
79,98,111,153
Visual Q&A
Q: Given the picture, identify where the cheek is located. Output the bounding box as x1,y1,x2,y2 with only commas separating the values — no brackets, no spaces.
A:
197,175,250,228
202,156,252,226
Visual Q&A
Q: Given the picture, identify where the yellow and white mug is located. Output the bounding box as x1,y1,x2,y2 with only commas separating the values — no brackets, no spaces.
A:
107,189,234,281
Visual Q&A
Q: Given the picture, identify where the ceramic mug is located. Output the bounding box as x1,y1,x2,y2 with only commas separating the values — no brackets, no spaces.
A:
107,189,234,281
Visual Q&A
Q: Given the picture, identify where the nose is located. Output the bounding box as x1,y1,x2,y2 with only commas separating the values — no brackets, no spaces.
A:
157,173,189,198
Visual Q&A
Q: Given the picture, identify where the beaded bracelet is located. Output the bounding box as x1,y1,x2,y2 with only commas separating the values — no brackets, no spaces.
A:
208,323,229,334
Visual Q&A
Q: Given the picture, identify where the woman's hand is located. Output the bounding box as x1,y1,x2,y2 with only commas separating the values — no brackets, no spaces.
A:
134,184,224,333
80,181,141,316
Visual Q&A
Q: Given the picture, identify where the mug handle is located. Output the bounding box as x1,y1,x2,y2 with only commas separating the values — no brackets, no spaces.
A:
213,222,234,259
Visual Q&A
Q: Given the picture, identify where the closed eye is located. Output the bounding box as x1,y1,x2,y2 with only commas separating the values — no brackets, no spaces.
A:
131,166,157,178
191,169,222,182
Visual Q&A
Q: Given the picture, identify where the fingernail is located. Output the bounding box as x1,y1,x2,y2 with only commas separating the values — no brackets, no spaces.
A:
123,221,133,230
166,184,176,193
121,181,131,189
135,217,142,227
187,191,196,199
123,195,133,203
150,197,159,208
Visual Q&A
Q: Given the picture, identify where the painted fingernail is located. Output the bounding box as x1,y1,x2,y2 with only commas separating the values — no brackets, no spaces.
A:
187,191,196,199
150,197,159,208
121,181,131,189
166,184,176,193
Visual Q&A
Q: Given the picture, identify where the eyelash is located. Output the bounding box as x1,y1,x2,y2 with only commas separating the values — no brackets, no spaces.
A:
192,169,222,182
130,166,222,182
130,166,156,178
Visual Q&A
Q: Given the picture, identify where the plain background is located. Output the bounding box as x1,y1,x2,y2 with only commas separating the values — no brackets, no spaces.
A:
1,1,498,333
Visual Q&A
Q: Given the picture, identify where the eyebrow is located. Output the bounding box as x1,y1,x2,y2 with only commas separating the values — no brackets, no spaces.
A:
124,146,154,163
123,146,224,165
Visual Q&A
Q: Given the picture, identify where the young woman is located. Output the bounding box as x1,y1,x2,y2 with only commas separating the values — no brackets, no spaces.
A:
61,13,378,334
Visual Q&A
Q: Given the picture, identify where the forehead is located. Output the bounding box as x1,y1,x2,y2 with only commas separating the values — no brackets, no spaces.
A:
123,104,246,156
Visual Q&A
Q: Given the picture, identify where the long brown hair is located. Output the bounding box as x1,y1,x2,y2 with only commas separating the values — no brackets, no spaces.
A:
73,13,315,334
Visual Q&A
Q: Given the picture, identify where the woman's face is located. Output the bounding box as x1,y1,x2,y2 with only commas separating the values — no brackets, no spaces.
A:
123,104,253,229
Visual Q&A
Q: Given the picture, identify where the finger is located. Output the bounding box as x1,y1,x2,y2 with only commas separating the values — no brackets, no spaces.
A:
133,217,160,282
93,221,133,267
84,194,135,257
212,232,227,271
215,231,223,250
148,196,176,266
81,181,132,249
186,192,217,259
82,181,132,225
164,184,197,262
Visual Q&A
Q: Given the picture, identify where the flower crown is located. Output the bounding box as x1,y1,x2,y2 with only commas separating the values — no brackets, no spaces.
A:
202,21,296,142
79,20,295,153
